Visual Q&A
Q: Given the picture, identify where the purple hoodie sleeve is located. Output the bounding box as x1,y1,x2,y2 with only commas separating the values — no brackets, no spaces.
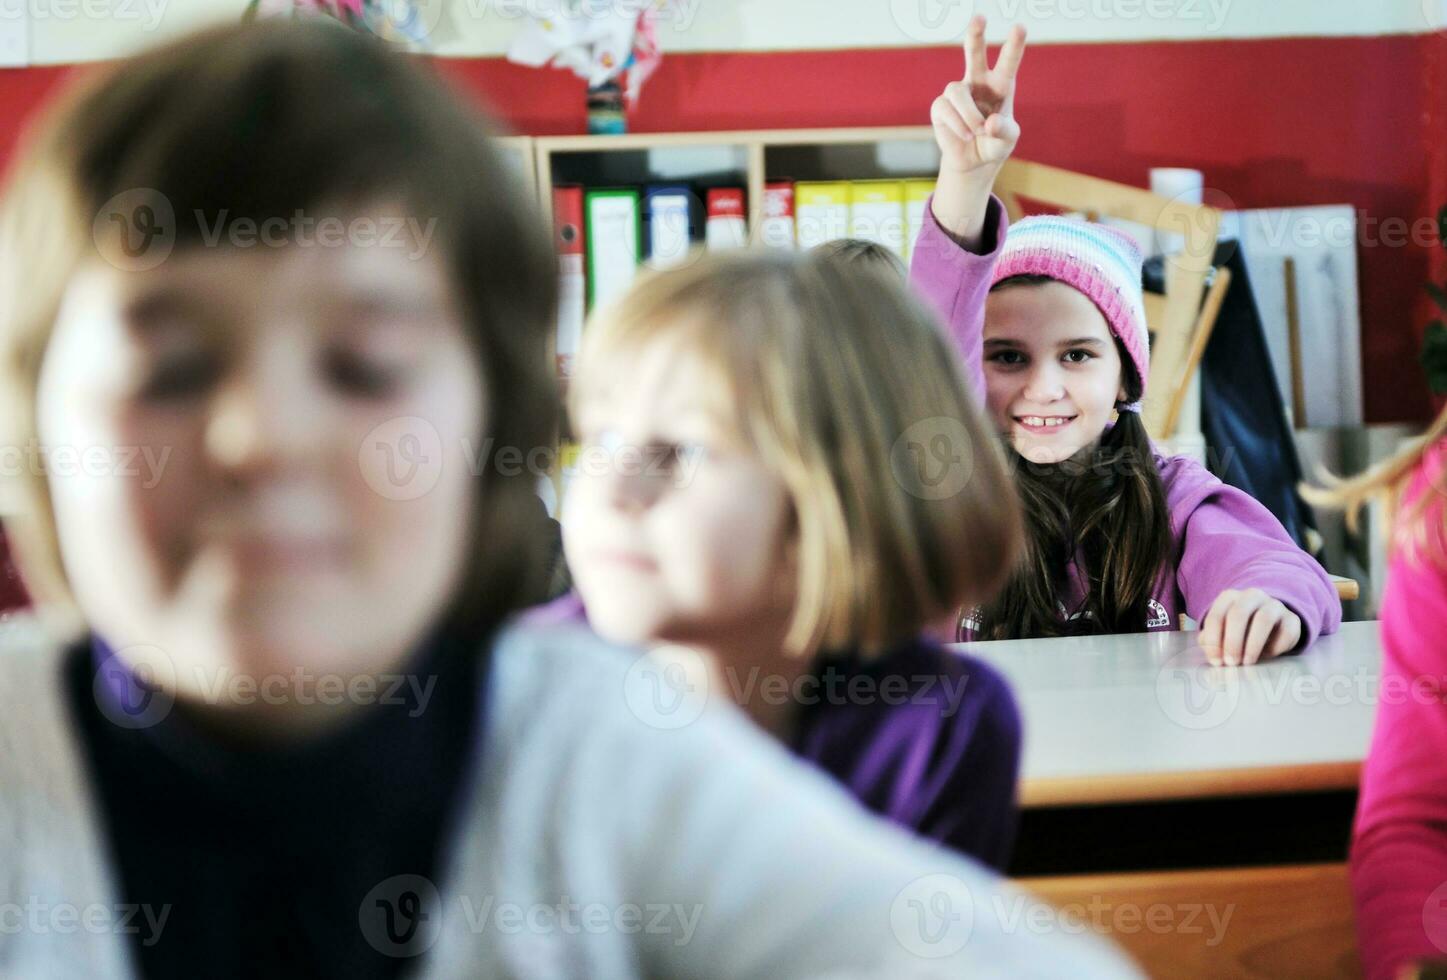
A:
908,194,1008,407
1161,455,1342,648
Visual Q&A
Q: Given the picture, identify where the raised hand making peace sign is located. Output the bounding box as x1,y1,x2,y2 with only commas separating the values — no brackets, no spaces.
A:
929,17,1027,249
932,16,1027,174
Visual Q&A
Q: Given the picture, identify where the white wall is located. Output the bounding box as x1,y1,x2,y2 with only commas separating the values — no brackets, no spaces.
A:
15,0,1445,66
25,0,232,64
0,16,27,65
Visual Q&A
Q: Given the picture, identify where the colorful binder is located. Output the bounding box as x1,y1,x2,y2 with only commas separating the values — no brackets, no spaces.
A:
849,180,906,256
644,184,699,271
585,187,642,311
761,181,796,250
553,185,586,378
794,182,851,250
706,188,748,250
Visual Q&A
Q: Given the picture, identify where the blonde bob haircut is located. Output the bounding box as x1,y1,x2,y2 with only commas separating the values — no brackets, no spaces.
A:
571,249,1023,658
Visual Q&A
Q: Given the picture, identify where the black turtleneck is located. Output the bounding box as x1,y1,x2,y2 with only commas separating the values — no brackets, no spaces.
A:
61,623,488,980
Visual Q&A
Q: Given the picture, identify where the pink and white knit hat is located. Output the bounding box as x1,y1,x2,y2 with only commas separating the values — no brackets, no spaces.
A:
991,216,1149,412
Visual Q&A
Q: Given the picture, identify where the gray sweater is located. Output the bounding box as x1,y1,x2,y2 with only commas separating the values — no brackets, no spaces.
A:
0,618,1138,978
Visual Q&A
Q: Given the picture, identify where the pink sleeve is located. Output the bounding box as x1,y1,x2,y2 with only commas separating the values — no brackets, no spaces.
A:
1168,458,1342,648
907,194,1008,407
1352,462,1447,980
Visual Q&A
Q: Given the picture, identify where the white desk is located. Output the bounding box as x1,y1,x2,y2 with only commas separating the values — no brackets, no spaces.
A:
957,621,1381,808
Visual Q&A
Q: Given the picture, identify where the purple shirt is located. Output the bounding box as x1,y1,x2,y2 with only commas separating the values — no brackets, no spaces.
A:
521,594,1022,870
911,196,1342,647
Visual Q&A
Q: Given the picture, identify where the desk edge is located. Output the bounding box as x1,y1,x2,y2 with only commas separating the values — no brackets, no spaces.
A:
1020,761,1362,808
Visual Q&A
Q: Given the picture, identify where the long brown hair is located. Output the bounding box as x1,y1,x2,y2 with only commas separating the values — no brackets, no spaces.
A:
973,276,1175,640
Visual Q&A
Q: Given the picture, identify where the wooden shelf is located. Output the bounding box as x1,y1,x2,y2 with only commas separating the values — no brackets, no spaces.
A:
530,126,940,233
533,126,933,153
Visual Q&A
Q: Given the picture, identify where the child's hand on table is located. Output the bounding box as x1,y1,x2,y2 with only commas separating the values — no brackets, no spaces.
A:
1199,588,1303,666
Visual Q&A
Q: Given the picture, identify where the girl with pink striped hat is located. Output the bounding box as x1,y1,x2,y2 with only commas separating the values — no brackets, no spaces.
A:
910,16,1339,666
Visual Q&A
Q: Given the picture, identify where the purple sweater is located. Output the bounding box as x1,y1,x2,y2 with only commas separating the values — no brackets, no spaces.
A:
911,196,1342,646
522,593,1022,870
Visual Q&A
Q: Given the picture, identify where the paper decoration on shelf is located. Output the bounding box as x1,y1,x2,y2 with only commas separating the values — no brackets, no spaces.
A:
244,0,439,51
507,1,666,104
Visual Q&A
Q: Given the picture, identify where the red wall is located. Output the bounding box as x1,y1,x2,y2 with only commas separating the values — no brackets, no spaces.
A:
1429,30,1447,293
2,33,1440,423
0,62,69,167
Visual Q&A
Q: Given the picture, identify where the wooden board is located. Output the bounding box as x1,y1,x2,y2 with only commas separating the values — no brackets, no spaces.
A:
1018,863,1360,979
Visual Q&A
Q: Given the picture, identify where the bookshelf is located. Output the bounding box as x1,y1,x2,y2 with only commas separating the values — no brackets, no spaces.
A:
532,126,940,244
520,125,1222,445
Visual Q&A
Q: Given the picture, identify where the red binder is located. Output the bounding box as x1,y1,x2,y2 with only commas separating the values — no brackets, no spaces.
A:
706,188,747,250
553,185,586,378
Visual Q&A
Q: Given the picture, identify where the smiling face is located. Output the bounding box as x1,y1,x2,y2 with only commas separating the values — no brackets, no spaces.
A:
35,210,486,705
563,336,796,652
983,278,1129,465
